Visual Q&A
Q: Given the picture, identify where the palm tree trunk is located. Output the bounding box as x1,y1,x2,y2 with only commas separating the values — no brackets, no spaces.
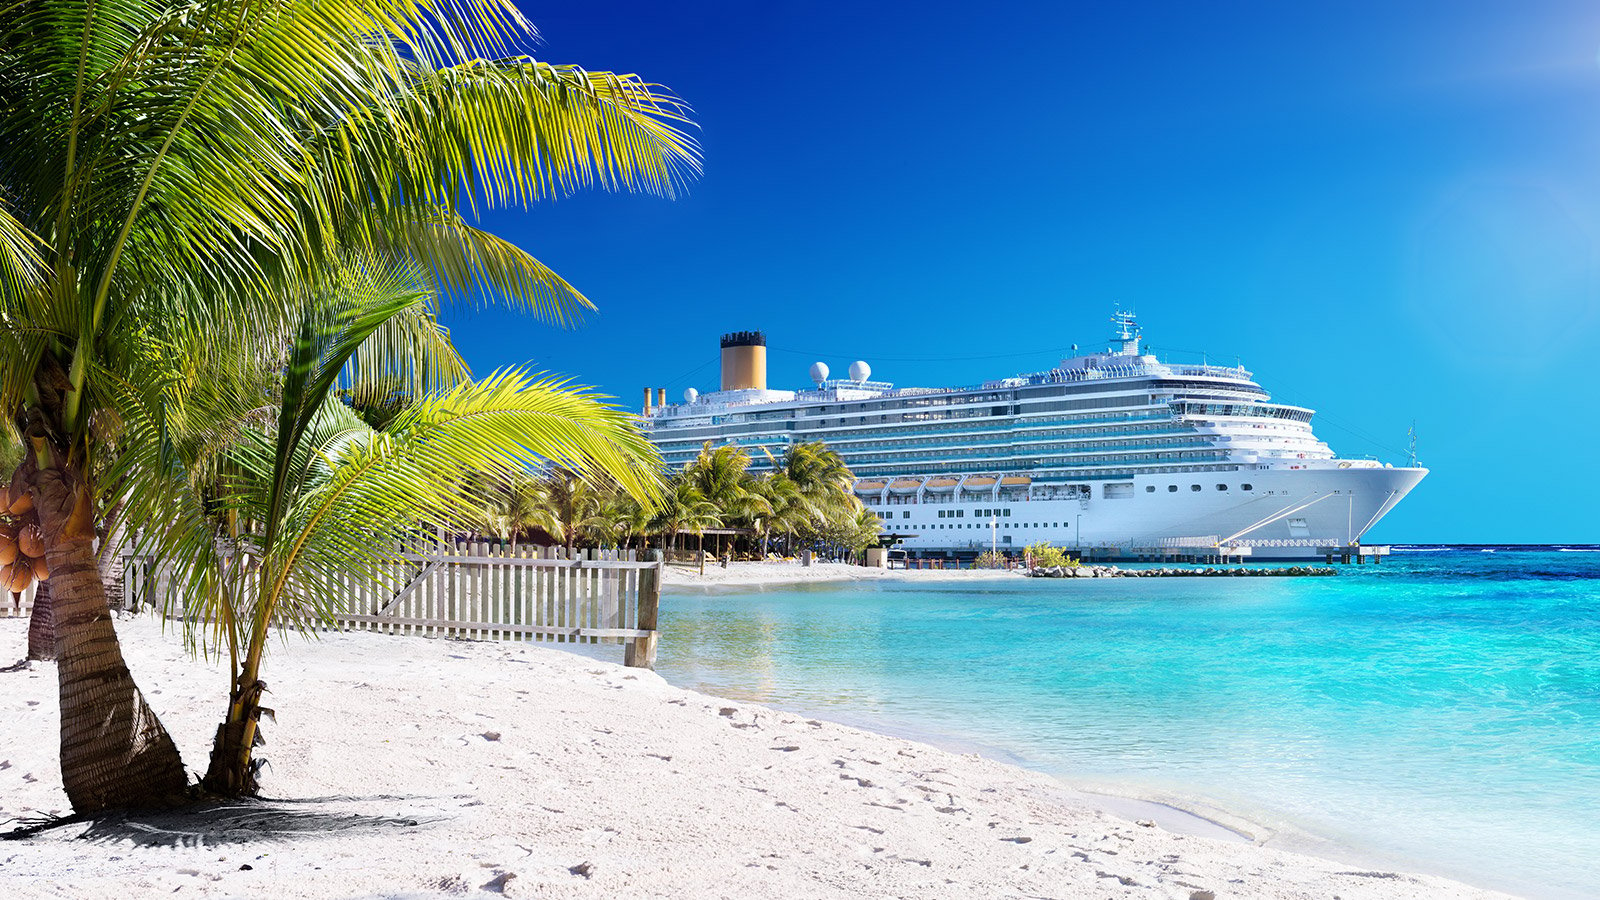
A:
26,580,54,661
30,452,189,812
698,532,705,576
201,659,265,796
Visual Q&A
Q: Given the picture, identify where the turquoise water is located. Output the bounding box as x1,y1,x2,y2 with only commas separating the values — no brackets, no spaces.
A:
656,549,1600,899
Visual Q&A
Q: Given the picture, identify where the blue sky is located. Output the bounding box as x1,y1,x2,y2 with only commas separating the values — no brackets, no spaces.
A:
454,1,1600,543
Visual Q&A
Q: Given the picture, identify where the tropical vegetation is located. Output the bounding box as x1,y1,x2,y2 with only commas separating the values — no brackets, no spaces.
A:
477,440,884,568
1024,542,1077,569
129,272,659,795
0,0,696,811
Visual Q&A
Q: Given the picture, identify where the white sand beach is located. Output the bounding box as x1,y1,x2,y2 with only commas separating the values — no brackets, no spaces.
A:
0,616,1509,900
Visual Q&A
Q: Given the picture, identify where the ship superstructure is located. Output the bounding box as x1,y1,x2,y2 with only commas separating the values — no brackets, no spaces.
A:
642,313,1425,560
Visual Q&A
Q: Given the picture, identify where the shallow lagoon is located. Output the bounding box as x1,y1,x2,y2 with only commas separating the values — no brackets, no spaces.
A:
657,549,1600,898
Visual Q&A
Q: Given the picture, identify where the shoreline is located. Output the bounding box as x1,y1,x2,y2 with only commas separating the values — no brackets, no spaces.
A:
0,616,1512,899
660,559,1025,589
652,662,1479,892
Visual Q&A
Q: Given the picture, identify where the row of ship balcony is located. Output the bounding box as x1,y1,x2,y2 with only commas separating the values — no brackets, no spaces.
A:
840,438,1221,465
654,423,1320,465
660,436,1225,462
652,403,1309,453
846,450,1234,475
658,443,1233,472
651,412,1190,455
658,440,1331,475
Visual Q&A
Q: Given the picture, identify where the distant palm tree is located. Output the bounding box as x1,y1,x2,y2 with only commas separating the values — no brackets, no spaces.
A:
534,470,609,554
651,480,719,567
684,441,772,558
847,505,886,560
752,471,807,556
759,442,857,551
780,442,856,512
479,472,548,553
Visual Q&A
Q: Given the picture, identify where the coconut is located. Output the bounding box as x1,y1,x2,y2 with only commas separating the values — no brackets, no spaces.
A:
0,534,15,566
6,487,31,516
6,563,31,593
17,524,43,559
31,555,48,582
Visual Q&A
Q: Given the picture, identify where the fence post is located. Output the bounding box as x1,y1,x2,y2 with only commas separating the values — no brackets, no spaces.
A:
625,549,661,669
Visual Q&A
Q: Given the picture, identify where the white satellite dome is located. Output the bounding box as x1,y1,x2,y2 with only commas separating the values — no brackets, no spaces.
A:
809,361,830,385
848,360,871,384
683,387,699,403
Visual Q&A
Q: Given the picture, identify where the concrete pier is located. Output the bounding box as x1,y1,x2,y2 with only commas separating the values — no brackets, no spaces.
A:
1318,545,1391,565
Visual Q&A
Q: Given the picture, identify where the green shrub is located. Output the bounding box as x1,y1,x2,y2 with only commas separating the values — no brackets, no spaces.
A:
974,550,1006,569
1025,542,1075,568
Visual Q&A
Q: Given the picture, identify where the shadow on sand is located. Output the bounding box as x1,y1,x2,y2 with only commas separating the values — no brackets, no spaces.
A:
3,795,446,849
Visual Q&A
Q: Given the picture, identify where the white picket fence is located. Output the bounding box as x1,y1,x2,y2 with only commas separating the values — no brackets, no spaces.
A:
0,581,37,618
121,543,665,668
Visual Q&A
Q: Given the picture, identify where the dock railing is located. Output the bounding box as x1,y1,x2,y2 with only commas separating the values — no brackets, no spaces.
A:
121,544,665,668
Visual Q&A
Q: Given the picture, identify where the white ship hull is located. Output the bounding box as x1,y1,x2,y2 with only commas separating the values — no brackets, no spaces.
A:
879,465,1427,561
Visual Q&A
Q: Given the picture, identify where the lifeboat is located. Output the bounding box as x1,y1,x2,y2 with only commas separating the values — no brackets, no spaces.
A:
923,477,959,493
963,476,998,489
1001,475,1032,486
854,480,887,494
888,478,922,494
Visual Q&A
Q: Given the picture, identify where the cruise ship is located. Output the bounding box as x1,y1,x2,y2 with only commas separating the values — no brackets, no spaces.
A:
641,311,1426,560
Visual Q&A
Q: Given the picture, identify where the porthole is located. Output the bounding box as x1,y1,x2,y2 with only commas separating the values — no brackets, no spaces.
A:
1216,484,1227,491
1146,486,1155,493
1241,483,1254,491
1190,484,1202,492
1168,485,1177,492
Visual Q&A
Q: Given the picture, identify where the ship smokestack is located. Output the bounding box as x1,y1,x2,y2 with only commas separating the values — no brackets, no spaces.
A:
720,331,767,391
643,387,653,417
656,387,666,408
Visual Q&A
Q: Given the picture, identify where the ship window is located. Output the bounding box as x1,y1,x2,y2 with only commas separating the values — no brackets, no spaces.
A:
1168,485,1177,492
957,510,964,518
1216,484,1227,491
1241,483,1253,491
902,511,910,519
1191,484,1201,492
1145,485,1155,493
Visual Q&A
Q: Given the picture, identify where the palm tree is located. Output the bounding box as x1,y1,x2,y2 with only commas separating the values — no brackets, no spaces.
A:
847,505,885,562
581,484,652,551
127,277,660,795
779,442,856,516
478,471,551,553
532,470,610,554
758,442,857,552
683,442,771,559
0,0,696,812
650,480,719,564
751,471,805,557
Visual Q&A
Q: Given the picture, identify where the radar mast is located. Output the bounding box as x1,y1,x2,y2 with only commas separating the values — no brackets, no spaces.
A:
1110,306,1141,355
